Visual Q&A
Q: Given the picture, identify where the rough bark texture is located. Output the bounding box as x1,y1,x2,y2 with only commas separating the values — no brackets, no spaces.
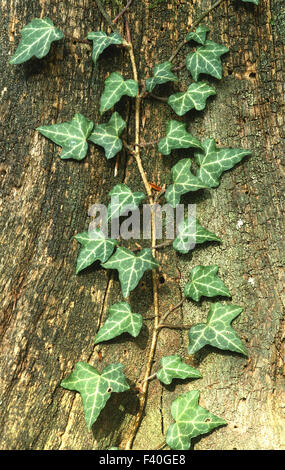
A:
0,0,284,450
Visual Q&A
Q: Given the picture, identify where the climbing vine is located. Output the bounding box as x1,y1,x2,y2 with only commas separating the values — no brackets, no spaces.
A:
10,0,259,451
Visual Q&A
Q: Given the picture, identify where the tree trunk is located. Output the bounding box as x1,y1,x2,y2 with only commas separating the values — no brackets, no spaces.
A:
0,0,284,450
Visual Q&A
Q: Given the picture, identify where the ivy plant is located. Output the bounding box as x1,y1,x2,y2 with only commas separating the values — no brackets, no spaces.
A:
10,0,259,451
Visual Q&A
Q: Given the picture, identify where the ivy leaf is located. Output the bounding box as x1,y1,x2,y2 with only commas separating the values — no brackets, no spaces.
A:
75,229,117,274
188,303,247,355
242,0,258,4
186,40,229,81
10,17,64,65
88,112,126,160
61,362,129,430
184,265,231,302
37,113,94,160
165,159,209,208
156,355,202,385
168,82,216,116
87,31,123,65
186,25,210,45
100,72,138,114
194,138,251,188
107,183,145,220
166,390,226,450
102,247,159,298
94,302,142,344
158,121,203,156
146,61,178,92
173,218,221,254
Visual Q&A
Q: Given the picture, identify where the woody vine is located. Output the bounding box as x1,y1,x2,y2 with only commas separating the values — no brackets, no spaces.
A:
9,0,259,450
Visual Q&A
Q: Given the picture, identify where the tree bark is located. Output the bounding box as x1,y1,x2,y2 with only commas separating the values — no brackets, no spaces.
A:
0,0,284,450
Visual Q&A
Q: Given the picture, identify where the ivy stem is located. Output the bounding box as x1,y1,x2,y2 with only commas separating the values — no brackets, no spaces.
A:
169,0,227,62
113,0,134,24
94,0,118,33
124,15,160,451
158,322,192,330
158,296,187,326
147,93,168,103
138,372,157,385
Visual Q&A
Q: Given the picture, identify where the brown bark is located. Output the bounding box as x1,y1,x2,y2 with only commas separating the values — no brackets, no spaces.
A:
0,0,284,450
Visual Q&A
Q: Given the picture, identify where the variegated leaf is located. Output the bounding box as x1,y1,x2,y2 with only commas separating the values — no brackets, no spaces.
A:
156,355,202,385
107,184,145,220
146,61,178,92
102,247,159,298
10,17,64,64
173,218,221,254
94,302,142,344
168,82,216,116
75,229,117,274
158,120,202,155
188,303,247,355
37,113,94,160
186,40,229,81
100,72,138,114
184,265,231,301
166,390,226,450
186,25,210,45
87,31,123,65
194,138,251,187
88,112,126,159
61,362,129,429
165,159,209,208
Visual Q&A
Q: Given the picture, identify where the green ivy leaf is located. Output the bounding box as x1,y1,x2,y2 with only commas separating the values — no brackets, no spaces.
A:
102,247,159,298
100,72,138,114
186,40,229,81
37,113,94,160
186,25,210,45
156,355,202,385
146,61,178,92
194,138,251,188
75,229,117,274
94,302,142,344
165,159,209,208
242,0,258,4
107,184,145,220
188,303,247,355
158,120,203,155
184,265,231,302
173,218,221,254
168,82,216,116
166,390,226,450
10,17,64,65
87,31,123,65
88,112,126,160
61,362,129,430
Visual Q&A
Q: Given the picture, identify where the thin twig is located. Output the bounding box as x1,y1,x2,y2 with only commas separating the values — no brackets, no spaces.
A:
154,186,166,203
124,15,160,451
131,240,172,253
94,0,118,32
147,93,169,103
158,322,192,330
113,0,134,24
153,240,172,250
158,296,187,326
169,0,227,62
138,372,157,385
